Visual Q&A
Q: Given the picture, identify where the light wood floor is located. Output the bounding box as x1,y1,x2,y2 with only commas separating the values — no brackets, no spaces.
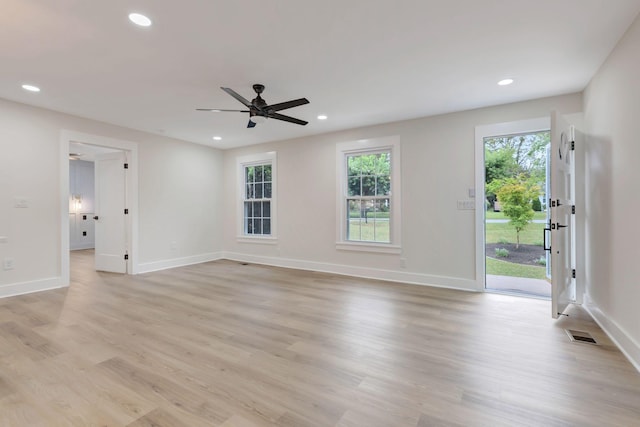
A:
1,250,639,426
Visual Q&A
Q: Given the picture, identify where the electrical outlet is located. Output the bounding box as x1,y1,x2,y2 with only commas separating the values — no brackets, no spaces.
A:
170,241,178,251
400,258,407,268
3,257,15,270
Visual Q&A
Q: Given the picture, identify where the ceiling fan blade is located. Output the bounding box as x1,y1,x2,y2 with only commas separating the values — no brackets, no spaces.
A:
264,98,309,113
269,113,308,126
247,120,257,128
221,87,252,108
196,108,250,112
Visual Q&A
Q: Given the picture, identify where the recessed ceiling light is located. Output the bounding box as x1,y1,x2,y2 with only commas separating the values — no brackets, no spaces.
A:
317,115,328,120
213,136,222,141
22,84,40,92
128,13,152,27
498,78,514,86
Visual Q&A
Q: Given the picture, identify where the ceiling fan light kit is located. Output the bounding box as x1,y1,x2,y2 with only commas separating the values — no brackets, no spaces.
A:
197,84,309,128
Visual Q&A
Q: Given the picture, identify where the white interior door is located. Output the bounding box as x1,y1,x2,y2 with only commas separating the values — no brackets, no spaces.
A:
550,112,576,318
94,151,127,273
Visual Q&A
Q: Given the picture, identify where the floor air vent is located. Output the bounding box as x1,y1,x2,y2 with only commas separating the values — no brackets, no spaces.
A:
565,329,598,345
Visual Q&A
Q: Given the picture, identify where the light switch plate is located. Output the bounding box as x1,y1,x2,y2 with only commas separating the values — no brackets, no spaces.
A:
0,236,8,244
14,197,29,208
457,200,475,210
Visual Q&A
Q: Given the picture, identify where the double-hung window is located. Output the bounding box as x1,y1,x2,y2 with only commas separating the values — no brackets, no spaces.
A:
237,152,277,241
337,136,401,253
346,151,391,242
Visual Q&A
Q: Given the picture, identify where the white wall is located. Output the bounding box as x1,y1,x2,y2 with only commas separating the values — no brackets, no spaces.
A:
222,94,582,290
0,98,224,296
583,13,640,370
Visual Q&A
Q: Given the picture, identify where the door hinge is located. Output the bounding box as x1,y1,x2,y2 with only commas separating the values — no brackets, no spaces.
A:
571,141,575,151
124,163,129,169
571,205,575,214
124,208,129,215
124,254,129,260
572,269,576,279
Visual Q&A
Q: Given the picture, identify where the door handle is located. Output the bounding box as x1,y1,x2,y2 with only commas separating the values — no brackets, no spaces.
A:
93,215,99,220
543,225,551,252
556,223,568,229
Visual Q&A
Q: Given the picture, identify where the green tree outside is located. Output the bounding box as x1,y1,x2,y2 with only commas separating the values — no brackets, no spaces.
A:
488,176,539,248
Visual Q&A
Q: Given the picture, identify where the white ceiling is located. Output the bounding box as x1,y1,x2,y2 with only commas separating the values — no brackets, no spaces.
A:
2,1,639,150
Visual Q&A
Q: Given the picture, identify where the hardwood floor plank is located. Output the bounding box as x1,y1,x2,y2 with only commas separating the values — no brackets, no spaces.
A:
127,407,206,427
97,356,230,425
0,249,638,426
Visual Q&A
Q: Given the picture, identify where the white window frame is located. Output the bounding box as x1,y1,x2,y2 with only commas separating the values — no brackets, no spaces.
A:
236,152,277,244
336,136,401,254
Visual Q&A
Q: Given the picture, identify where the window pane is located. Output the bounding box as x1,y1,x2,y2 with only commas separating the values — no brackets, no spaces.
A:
264,164,272,182
375,152,390,175
263,219,271,235
246,217,254,234
246,166,254,183
256,165,263,182
253,201,262,218
348,217,361,241
376,176,391,196
362,175,376,196
347,199,361,241
244,201,252,218
247,183,255,199
255,183,263,199
348,177,360,196
347,155,360,177
264,182,272,198
253,218,262,234
263,201,271,218
373,198,390,243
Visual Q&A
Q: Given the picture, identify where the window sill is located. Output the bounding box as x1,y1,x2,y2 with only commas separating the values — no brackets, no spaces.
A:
236,236,278,245
335,241,402,254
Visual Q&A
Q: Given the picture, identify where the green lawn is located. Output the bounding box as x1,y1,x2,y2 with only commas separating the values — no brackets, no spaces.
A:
486,257,547,280
485,210,547,220
348,219,390,242
485,222,545,245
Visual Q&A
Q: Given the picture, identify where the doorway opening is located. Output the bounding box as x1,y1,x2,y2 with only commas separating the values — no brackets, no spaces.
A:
60,130,139,286
483,130,550,297
68,142,127,277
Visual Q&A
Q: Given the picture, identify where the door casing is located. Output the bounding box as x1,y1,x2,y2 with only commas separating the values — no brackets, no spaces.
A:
60,130,139,285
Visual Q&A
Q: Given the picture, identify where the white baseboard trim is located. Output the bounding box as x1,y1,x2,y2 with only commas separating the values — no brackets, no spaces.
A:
584,293,640,373
0,277,67,299
221,252,478,292
137,252,224,274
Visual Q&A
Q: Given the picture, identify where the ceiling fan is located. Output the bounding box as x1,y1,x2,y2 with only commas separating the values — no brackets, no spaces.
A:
197,84,309,128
